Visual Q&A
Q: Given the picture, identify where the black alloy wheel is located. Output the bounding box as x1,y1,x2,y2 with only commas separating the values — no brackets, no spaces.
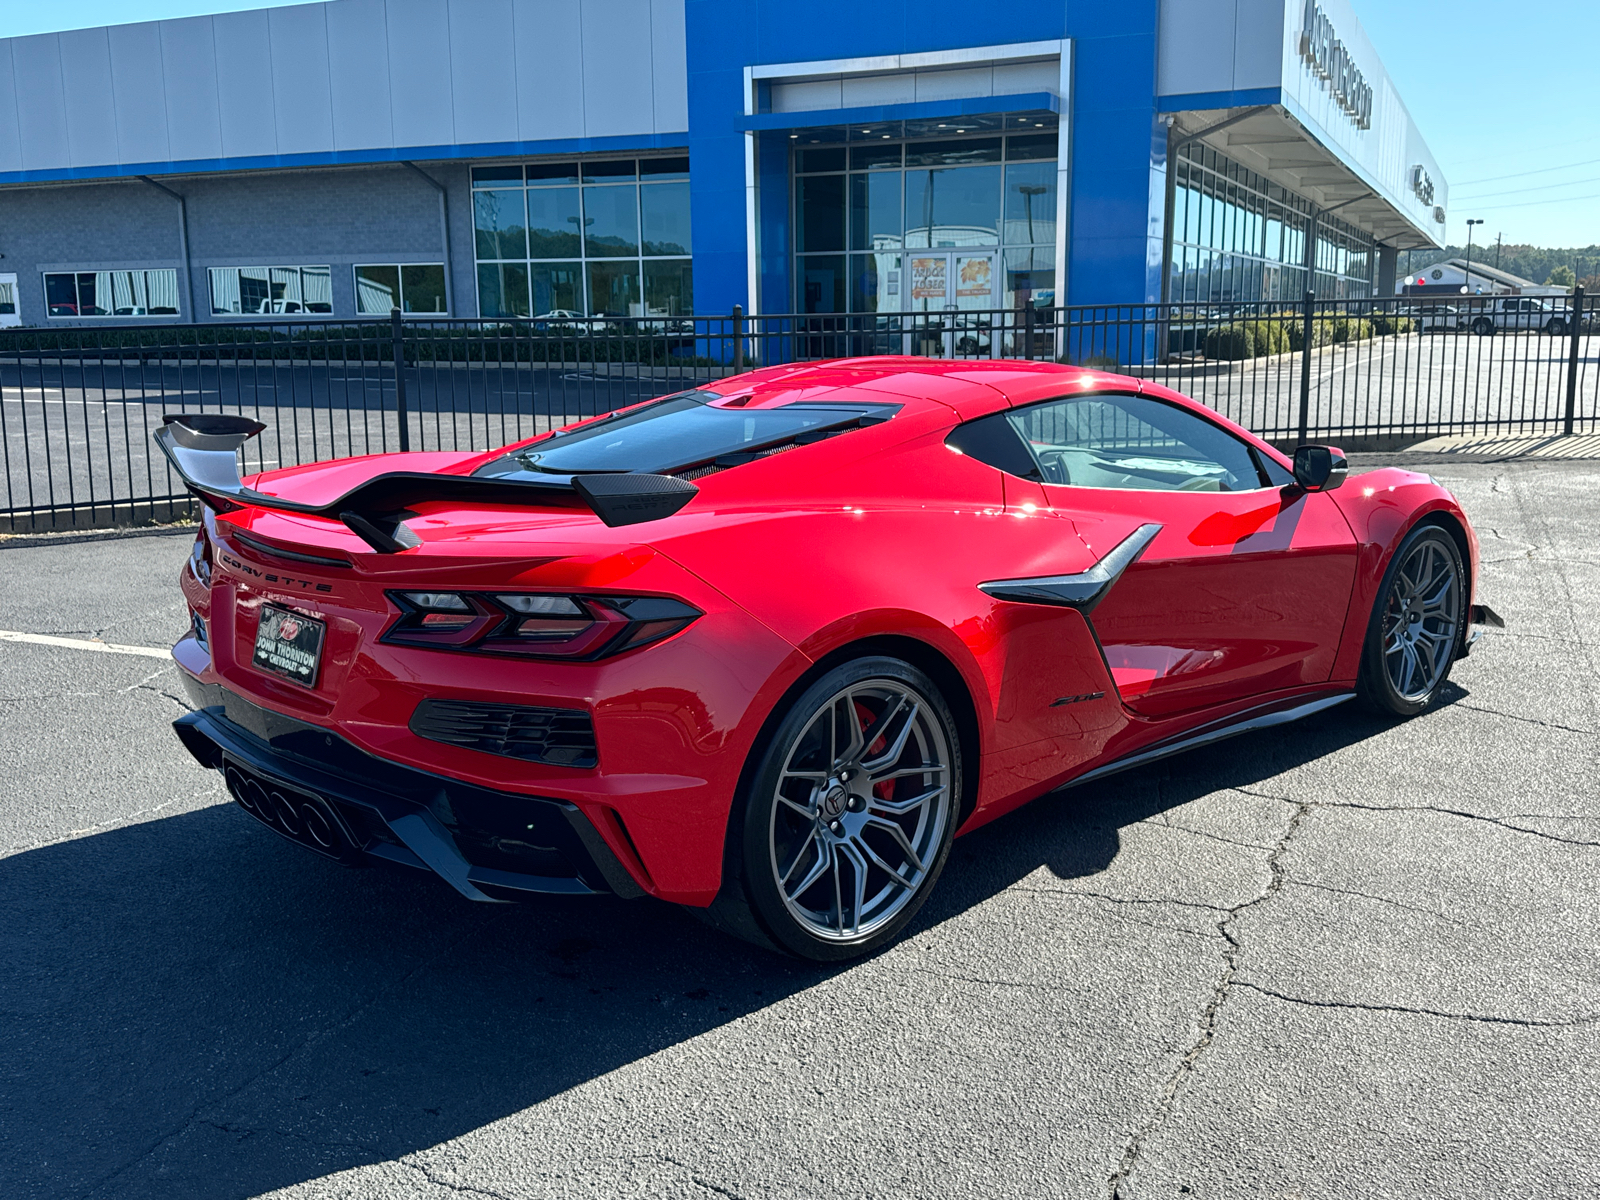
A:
1358,525,1466,718
712,656,962,961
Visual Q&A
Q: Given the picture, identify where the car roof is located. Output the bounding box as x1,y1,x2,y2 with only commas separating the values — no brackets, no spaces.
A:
710,356,1144,419
704,355,1285,464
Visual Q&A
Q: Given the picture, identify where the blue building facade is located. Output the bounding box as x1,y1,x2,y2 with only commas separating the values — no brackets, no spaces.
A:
0,0,1445,327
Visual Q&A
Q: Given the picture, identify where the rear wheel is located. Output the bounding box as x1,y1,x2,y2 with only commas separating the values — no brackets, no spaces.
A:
1546,317,1567,336
712,657,961,961
1357,525,1465,717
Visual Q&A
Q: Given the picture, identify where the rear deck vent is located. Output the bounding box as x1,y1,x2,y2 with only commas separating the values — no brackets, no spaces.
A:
410,699,598,768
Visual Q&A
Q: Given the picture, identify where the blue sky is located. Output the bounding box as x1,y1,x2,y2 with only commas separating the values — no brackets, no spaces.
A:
0,0,1593,249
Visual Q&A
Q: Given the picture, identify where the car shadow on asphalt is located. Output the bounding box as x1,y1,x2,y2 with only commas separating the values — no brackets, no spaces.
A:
0,696,1421,1200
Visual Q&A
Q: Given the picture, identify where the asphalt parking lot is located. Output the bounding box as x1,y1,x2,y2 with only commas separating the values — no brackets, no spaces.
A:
2,452,1597,1199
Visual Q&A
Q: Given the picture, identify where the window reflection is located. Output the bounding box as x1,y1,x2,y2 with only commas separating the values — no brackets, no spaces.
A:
208,266,330,315
473,190,527,259
44,269,180,317
471,156,693,318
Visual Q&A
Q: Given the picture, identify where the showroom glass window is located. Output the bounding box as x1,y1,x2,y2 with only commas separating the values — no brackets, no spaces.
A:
354,264,449,314
472,157,692,319
1168,143,1374,303
43,270,180,317
792,121,1059,317
209,266,333,316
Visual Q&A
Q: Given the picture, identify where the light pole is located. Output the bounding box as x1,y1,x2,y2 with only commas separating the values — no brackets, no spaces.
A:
1463,219,1483,297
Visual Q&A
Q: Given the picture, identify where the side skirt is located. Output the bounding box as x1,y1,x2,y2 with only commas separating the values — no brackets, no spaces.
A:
1059,691,1356,792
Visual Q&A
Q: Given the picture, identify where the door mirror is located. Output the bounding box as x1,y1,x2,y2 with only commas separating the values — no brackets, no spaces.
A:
1291,445,1348,492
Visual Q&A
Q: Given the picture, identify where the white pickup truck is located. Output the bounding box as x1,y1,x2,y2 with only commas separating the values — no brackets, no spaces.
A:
1468,296,1572,336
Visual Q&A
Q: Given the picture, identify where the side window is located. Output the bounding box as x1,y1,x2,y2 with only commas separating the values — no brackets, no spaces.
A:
1004,393,1266,492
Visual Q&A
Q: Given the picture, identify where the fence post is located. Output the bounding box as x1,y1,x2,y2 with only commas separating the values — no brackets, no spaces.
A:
1297,289,1315,444
732,304,744,374
390,306,410,452
1564,285,1584,437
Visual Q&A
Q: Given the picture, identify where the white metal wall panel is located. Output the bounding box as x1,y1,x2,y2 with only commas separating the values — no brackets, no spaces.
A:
840,73,915,107
10,35,71,171
1156,0,1238,98
108,23,173,164
269,4,335,153
1232,0,1285,90
912,66,993,102
0,49,24,172
58,28,121,168
512,0,585,140
386,0,455,147
0,0,690,174
160,18,224,161
771,79,842,113
580,0,655,138
992,58,1058,94
450,0,521,145
326,0,394,150
649,0,688,132
212,10,279,158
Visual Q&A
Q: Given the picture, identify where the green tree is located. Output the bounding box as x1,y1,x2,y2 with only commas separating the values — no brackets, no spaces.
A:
1545,264,1577,289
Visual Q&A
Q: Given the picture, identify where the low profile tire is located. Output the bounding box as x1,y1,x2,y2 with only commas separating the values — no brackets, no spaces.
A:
1357,524,1466,718
714,657,962,961
1471,317,1494,336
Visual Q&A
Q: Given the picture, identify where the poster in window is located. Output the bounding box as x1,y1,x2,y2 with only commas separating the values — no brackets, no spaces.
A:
956,256,992,299
910,257,947,300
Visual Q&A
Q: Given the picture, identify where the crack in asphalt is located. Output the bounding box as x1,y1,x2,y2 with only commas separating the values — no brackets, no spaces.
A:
4,786,219,856
1012,885,1229,914
1309,798,1600,848
1139,816,1274,852
199,1119,380,1155
398,1159,520,1200
1454,701,1595,737
1104,800,1310,1197
660,1155,751,1200
1286,878,1461,924
76,925,487,1200
1233,982,1600,1029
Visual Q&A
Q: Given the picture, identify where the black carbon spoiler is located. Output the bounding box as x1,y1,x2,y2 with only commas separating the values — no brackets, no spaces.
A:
153,414,697,551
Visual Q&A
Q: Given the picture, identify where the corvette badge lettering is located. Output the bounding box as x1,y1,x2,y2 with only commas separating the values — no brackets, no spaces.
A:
219,552,334,592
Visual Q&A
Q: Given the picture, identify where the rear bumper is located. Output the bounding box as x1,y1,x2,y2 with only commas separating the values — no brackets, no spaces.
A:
172,674,646,903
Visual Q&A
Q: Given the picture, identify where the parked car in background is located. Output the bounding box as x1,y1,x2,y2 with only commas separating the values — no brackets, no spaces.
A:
1411,305,1463,333
1469,297,1570,336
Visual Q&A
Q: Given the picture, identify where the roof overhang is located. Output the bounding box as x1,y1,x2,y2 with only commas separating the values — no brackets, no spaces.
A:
1165,102,1444,250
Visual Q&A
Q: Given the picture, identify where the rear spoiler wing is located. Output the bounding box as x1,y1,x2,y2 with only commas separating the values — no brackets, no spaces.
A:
153,413,697,552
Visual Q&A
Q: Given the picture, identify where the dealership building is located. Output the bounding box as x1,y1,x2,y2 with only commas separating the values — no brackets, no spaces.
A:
0,0,1446,327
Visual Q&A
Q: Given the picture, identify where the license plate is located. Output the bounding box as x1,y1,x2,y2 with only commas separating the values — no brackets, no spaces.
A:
252,605,326,687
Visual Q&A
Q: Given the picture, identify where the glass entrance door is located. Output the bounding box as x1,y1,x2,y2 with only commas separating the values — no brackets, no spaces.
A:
0,274,17,327
906,251,996,356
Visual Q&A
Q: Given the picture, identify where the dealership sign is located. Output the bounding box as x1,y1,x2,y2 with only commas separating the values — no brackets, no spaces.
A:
1299,1,1373,130
1410,165,1434,206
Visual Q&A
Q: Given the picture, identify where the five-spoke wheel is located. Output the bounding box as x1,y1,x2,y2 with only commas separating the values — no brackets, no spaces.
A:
721,657,961,960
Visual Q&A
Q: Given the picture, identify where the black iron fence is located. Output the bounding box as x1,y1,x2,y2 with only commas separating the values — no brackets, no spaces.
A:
3,291,1595,532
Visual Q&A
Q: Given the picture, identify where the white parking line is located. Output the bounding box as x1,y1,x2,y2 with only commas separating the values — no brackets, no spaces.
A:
0,630,173,659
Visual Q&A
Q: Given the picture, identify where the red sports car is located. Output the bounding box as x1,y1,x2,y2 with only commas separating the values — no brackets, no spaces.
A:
160,358,1500,960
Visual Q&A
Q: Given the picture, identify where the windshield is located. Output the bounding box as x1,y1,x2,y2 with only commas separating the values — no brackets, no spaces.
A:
474,391,896,477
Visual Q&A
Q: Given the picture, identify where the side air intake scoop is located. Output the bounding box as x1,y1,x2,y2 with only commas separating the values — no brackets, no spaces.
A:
978,523,1163,614
153,413,698,551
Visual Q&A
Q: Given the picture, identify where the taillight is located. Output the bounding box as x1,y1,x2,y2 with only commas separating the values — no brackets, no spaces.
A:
383,591,700,660
189,513,215,585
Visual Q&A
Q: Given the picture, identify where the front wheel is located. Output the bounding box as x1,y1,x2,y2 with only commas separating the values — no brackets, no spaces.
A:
715,657,961,961
1358,525,1465,717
